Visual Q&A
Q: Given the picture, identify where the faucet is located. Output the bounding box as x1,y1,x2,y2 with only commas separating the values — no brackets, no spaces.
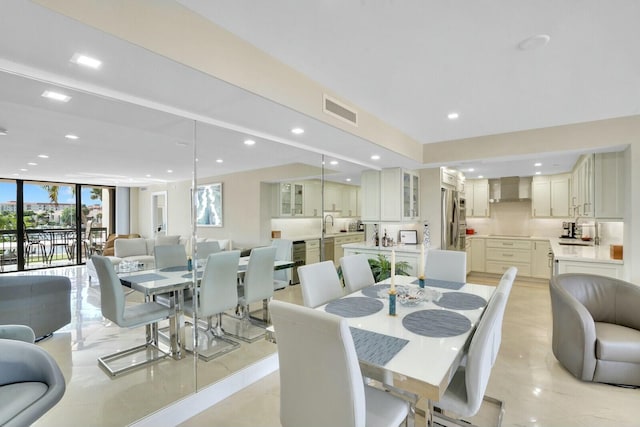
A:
323,214,334,234
594,219,600,246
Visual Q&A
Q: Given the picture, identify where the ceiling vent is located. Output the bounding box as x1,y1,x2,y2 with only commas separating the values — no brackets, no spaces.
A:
323,94,358,126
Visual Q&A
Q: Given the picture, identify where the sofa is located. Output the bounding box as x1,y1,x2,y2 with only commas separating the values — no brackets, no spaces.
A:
550,273,640,386
0,275,71,340
86,234,231,281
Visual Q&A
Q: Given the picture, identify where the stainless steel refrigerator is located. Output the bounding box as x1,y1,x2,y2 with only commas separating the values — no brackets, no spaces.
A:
441,187,466,251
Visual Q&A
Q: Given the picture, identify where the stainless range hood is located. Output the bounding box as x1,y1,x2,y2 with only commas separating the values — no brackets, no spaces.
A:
489,176,531,203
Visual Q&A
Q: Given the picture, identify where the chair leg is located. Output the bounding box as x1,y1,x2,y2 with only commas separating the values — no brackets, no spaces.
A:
429,394,504,427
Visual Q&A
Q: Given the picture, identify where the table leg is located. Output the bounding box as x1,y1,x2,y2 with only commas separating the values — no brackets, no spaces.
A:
168,290,185,360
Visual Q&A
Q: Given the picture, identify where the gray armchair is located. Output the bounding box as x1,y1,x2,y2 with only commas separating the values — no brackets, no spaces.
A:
0,325,66,427
550,273,640,386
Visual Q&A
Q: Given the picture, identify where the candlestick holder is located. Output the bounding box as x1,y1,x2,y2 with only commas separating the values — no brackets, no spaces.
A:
388,289,397,316
418,275,425,288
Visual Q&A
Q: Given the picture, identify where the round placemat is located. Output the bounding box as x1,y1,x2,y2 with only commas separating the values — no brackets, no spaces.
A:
325,297,384,318
360,284,408,299
434,292,487,310
160,266,189,272
181,271,204,279
402,309,471,337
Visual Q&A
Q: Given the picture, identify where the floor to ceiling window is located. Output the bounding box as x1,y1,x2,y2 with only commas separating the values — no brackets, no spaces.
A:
0,179,114,273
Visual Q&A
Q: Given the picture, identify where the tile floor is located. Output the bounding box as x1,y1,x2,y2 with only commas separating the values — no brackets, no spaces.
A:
9,267,640,426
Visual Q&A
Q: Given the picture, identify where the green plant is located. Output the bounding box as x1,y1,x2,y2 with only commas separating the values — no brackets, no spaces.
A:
367,254,410,282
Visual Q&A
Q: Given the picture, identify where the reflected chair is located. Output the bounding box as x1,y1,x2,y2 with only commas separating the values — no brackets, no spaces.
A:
0,326,66,427
195,241,221,265
226,246,276,342
91,255,172,376
272,239,293,290
269,300,409,427
430,290,509,427
425,249,467,282
183,250,241,361
340,254,375,294
298,261,344,308
154,244,188,270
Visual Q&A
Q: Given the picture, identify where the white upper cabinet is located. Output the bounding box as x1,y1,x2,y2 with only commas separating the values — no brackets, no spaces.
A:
532,174,570,218
303,180,322,217
324,182,343,212
380,168,420,221
594,151,625,219
466,179,490,218
341,185,360,217
360,170,381,222
571,154,594,217
278,182,304,216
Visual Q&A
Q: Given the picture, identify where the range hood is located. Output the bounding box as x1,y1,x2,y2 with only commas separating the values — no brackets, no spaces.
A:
489,176,531,203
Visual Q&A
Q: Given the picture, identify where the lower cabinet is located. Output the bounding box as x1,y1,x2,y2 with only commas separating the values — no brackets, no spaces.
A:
305,239,320,265
470,238,486,273
556,260,623,279
333,234,365,266
485,239,531,277
531,240,551,279
343,246,419,276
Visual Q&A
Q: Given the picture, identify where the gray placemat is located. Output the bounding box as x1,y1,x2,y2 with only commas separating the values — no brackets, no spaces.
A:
361,284,408,299
434,292,487,310
402,309,471,337
325,297,384,317
160,266,189,272
412,278,465,290
121,273,168,284
350,327,409,366
181,271,204,279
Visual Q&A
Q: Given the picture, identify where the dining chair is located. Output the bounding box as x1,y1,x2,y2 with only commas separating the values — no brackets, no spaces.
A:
297,260,344,308
154,244,188,269
490,267,517,366
271,239,293,290
0,328,66,427
183,250,241,361
195,241,221,263
430,290,509,427
91,255,172,376
424,249,467,282
269,300,409,427
340,254,375,294
227,246,276,342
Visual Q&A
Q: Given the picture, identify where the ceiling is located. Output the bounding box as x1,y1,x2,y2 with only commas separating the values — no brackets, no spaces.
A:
1,1,638,186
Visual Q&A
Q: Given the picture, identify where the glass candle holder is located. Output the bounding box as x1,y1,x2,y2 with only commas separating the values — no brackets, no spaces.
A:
418,275,425,288
388,290,397,316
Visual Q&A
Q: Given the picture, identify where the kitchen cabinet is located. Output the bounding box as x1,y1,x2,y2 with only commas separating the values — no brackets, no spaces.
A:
531,174,570,217
485,239,531,276
341,185,359,217
470,238,485,272
305,239,320,265
360,170,381,222
333,233,365,266
324,182,343,212
531,240,551,279
594,151,625,219
380,168,420,221
466,179,490,218
304,180,322,217
278,182,304,216
556,259,622,279
343,245,418,276
571,154,594,218
465,237,472,275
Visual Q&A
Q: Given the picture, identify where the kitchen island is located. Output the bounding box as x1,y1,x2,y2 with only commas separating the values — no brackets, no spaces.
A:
549,237,624,279
343,243,423,275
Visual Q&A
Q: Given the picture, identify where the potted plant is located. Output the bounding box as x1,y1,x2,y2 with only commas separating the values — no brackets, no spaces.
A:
367,254,411,282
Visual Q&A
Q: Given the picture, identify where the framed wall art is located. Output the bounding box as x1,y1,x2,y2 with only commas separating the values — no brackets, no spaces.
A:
195,183,223,227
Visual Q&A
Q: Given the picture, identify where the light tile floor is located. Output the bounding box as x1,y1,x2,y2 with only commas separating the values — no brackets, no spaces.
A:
11,267,640,426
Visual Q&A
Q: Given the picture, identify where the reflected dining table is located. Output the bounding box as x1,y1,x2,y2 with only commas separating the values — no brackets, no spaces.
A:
118,256,296,360
316,274,495,425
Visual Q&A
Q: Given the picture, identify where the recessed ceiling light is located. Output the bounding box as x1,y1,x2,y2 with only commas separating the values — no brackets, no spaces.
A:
447,112,460,120
0,127,7,136
42,90,71,102
65,134,79,140
27,162,37,166
371,155,380,160
291,127,305,135
167,169,173,173
535,171,542,175
216,159,223,163
38,154,49,159
70,53,102,69
478,175,484,179
145,174,151,178
330,160,339,166
467,168,475,172
244,139,256,146
20,168,27,172
345,178,352,182
176,141,188,147
534,162,542,167
517,34,551,51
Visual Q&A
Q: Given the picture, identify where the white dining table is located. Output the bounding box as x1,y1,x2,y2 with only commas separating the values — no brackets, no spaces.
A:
317,275,495,407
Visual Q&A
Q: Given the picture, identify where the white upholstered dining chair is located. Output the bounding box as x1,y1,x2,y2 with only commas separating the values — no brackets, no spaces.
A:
92,255,172,376
424,249,467,282
154,244,188,269
298,260,344,308
195,241,221,262
269,300,409,427
340,254,375,294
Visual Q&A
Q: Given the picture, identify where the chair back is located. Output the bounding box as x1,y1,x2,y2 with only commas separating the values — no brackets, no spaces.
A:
199,250,241,317
425,249,467,282
196,241,221,261
154,244,187,269
298,261,344,308
91,255,125,325
272,239,293,285
490,266,517,365
243,246,277,304
340,254,375,294
464,291,507,415
269,300,365,427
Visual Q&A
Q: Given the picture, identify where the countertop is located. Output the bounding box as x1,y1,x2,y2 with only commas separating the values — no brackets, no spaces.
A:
341,242,423,253
286,231,365,242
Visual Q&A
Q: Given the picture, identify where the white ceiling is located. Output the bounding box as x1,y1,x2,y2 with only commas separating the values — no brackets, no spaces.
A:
1,1,638,186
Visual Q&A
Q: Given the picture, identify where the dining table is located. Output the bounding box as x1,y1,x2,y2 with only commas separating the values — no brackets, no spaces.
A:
118,256,296,360
316,274,495,424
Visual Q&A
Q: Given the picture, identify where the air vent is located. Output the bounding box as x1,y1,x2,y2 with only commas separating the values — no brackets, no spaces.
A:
323,94,358,126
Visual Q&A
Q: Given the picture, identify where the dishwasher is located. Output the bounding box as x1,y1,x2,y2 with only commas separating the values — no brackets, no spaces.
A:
322,237,334,263
292,241,306,284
